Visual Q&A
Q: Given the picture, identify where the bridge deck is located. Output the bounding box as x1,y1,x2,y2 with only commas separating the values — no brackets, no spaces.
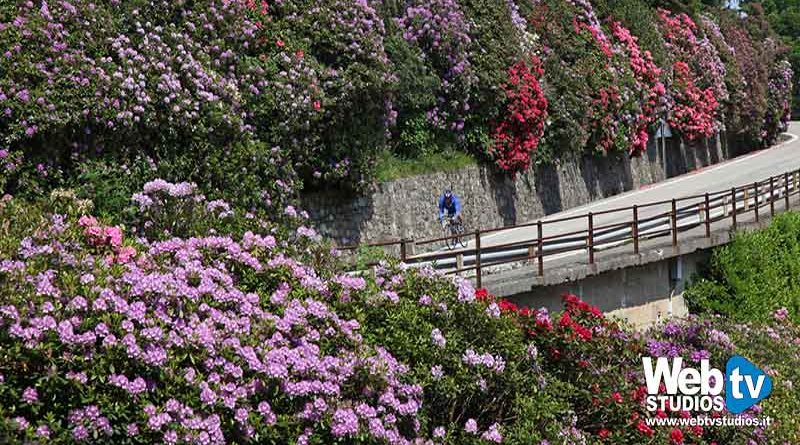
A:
479,204,773,298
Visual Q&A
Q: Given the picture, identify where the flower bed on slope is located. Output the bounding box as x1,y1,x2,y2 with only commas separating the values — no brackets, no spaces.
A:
0,185,561,445
1,183,800,444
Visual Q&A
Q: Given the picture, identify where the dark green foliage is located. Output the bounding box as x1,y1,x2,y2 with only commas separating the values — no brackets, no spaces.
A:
686,211,800,323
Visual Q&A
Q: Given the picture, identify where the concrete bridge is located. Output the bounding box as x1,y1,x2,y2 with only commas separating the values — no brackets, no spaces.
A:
476,124,800,326
345,124,800,326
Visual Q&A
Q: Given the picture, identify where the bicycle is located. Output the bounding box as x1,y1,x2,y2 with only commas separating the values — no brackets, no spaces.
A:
441,215,467,249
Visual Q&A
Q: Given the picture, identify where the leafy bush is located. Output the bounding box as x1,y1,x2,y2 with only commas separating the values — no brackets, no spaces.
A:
488,56,548,172
0,0,792,197
0,186,572,445
656,9,724,141
0,190,421,444
530,0,668,156
711,7,792,146
686,211,800,324
2,187,800,444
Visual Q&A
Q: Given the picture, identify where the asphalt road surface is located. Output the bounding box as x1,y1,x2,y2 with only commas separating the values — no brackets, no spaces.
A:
464,122,800,251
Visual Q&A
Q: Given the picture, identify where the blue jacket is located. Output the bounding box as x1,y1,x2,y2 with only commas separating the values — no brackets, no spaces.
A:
438,194,462,219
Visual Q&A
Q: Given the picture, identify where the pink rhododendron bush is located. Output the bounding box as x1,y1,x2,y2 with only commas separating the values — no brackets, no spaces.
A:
3,184,800,444
0,185,565,444
0,0,793,198
656,9,724,142
489,56,549,172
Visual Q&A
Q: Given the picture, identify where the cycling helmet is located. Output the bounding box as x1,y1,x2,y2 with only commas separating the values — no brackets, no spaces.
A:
443,189,452,198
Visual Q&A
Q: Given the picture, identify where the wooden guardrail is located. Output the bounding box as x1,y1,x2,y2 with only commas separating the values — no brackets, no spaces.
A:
339,168,800,288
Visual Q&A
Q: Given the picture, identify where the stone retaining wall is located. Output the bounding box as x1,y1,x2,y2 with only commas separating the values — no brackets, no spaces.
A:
302,133,745,246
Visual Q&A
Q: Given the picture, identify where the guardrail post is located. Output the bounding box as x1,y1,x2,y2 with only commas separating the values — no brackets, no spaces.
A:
537,220,544,277
731,187,737,229
704,193,711,238
474,231,482,289
456,252,464,273
743,187,750,210
587,212,594,265
632,205,639,255
770,176,775,216
671,199,678,248
786,172,791,210
407,239,416,257
400,239,408,262
795,171,799,199
753,182,759,222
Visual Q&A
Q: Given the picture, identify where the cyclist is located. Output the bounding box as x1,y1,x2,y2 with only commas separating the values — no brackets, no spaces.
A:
438,189,462,228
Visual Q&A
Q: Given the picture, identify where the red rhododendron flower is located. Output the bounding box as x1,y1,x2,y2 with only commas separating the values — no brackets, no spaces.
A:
559,311,573,328
670,428,684,444
636,420,654,437
631,385,648,402
489,56,548,174
575,325,593,341
246,0,269,15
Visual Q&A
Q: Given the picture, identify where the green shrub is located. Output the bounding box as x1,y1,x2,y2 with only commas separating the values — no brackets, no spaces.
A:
333,269,570,444
0,188,572,445
3,188,800,444
686,211,800,323
374,150,477,182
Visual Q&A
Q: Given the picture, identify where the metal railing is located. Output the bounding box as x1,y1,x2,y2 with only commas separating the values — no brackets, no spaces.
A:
339,168,800,287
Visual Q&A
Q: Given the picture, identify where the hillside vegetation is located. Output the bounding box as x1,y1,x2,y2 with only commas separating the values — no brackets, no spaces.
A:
1,189,800,443
0,0,792,210
0,1,798,444
687,211,800,323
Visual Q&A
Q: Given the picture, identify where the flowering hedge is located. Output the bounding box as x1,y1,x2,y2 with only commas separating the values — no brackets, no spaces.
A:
609,20,666,154
764,60,794,143
656,9,723,141
396,0,476,133
488,57,548,172
0,186,566,444
2,183,800,444
0,0,792,192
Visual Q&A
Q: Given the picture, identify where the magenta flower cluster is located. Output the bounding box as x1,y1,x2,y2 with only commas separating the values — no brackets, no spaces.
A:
0,203,433,444
0,1,261,143
397,0,477,131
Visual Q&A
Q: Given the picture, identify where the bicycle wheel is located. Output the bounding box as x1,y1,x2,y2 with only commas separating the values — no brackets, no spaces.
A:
451,221,467,248
442,222,455,250
455,222,467,248
448,221,462,249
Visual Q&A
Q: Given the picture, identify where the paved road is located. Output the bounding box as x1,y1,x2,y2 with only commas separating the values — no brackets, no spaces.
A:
463,122,800,251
